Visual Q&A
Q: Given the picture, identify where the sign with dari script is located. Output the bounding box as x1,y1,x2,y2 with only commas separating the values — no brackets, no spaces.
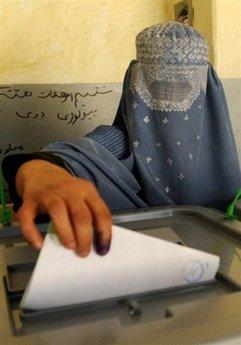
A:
0,84,122,161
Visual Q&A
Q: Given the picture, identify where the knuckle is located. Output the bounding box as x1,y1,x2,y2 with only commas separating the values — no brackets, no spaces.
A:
39,195,52,206
97,208,112,223
17,205,30,220
59,179,74,191
71,207,92,225
16,208,25,220
79,235,91,245
77,213,92,226
21,226,32,237
43,197,63,212
84,180,96,193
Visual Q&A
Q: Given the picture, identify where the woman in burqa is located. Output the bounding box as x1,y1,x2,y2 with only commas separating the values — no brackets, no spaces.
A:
3,22,241,215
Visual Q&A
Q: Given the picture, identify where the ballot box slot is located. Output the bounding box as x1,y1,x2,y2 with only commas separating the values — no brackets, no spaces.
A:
3,273,234,334
3,270,240,336
3,248,240,333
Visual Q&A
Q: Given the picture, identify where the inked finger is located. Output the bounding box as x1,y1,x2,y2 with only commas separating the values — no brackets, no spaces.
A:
86,196,112,255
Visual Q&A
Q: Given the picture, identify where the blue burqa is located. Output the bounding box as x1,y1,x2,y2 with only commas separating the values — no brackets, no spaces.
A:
43,22,241,211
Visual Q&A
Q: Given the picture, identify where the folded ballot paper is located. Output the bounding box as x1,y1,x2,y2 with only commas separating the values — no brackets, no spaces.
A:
20,225,220,311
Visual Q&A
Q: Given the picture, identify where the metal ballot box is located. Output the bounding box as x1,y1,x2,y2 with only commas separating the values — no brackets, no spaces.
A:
1,205,241,345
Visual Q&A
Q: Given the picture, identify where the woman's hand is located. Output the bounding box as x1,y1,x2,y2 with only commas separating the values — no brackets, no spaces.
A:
15,159,112,256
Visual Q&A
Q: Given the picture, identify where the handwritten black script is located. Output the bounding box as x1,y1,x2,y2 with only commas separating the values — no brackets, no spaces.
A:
0,143,24,156
57,109,97,125
38,86,113,108
0,86,32,99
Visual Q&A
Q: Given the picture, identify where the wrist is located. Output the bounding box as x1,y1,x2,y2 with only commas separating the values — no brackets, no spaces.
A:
15,159,68,198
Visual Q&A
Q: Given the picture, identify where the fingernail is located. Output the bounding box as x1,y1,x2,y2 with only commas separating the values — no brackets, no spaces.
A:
34,242,42,250
95,231,111,255
97,243,110,256
78,251,89,258
66,242,76,250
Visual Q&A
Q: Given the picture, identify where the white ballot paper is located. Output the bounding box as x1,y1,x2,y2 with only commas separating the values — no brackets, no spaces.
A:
20,225,220,310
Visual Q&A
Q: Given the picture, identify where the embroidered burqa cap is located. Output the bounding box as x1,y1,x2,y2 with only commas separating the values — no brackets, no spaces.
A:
136,21,209,65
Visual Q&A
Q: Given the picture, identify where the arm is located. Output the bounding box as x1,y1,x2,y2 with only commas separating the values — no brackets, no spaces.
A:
2,69,131,256
2,116,126,256
2,154,112,257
